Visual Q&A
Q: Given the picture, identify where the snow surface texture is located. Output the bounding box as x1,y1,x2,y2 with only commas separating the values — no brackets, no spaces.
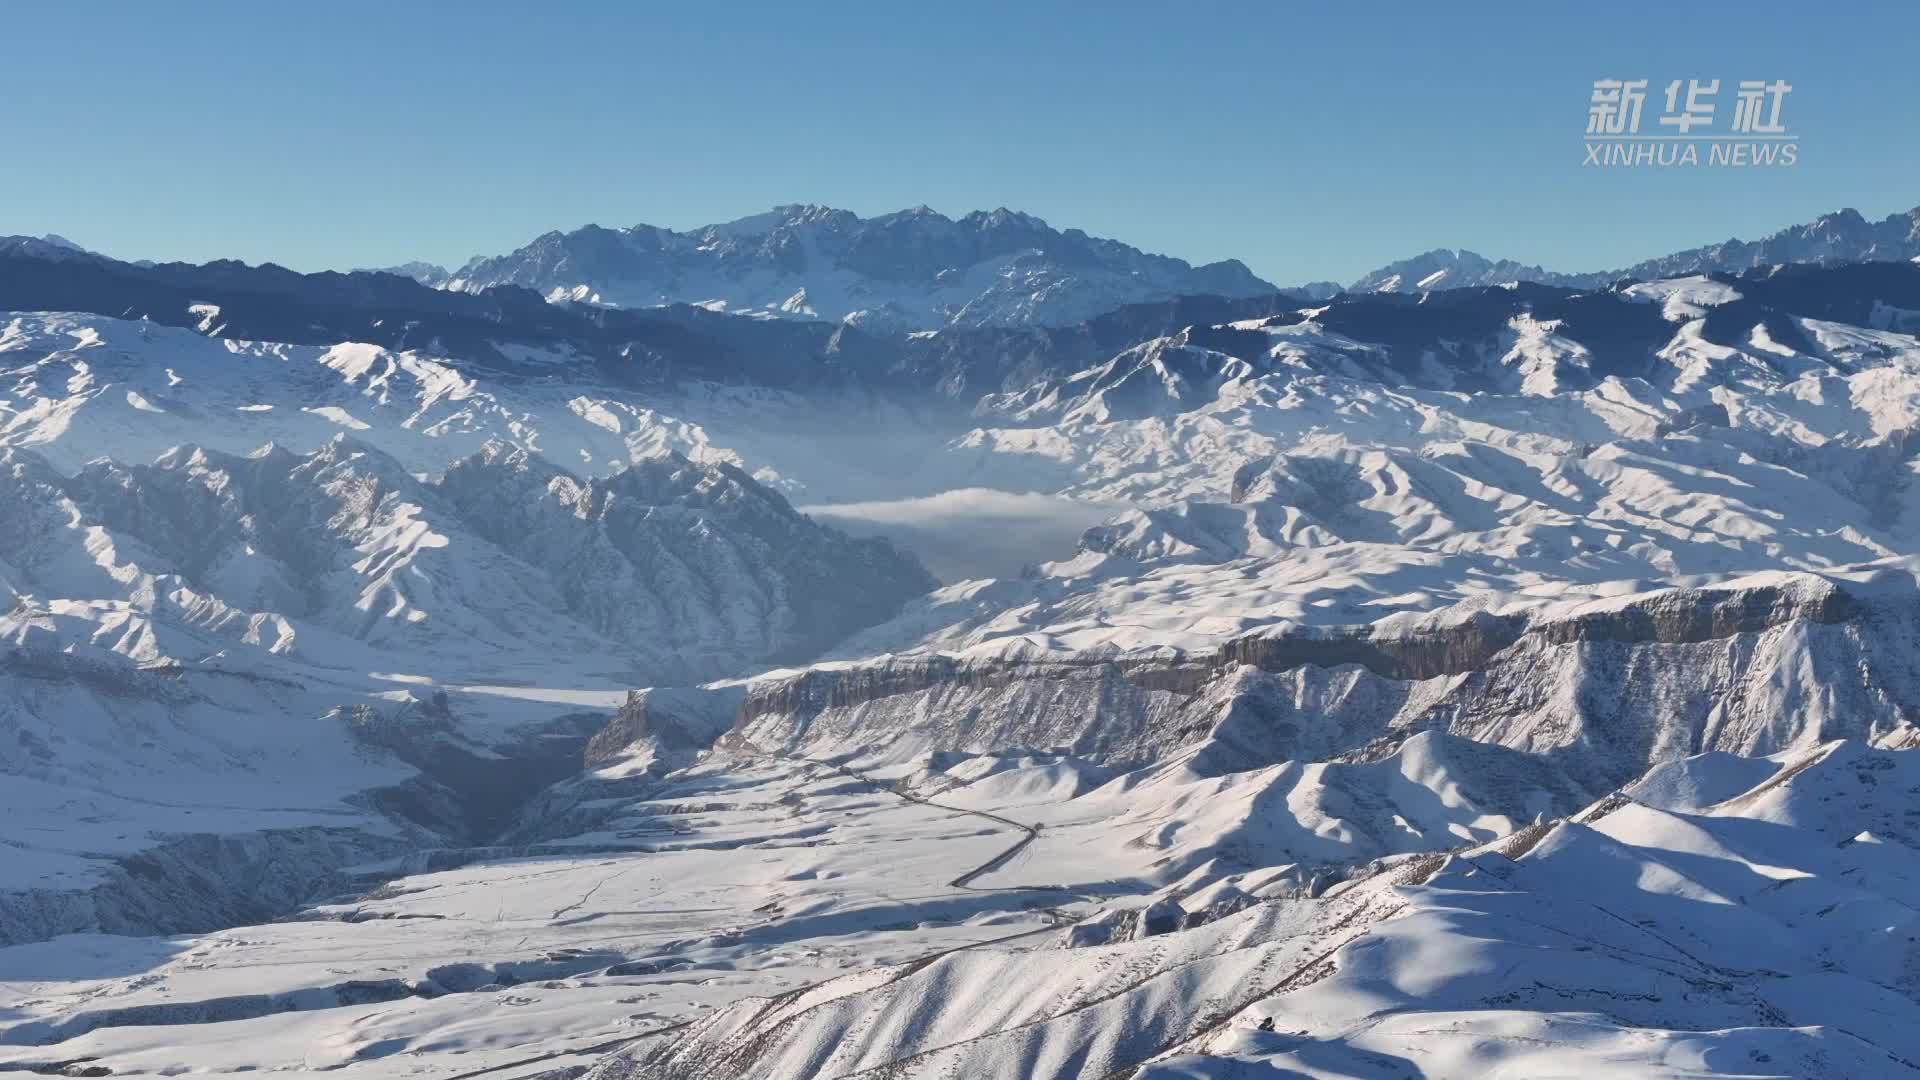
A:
607,738,1920,1080
4,257,1920,1076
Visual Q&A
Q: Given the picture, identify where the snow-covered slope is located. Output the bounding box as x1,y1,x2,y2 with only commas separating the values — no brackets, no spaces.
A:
590,737,1920,1080
442,204,1277,329
1,431,931,686
0,311,939,948
0,311,994,499
5,248,1920,1076
806,276,1920,672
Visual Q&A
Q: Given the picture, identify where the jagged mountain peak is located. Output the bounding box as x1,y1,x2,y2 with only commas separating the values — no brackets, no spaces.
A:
964,205,1050,229
144,432,409,484
456,437,550,473
1350,248,1562,294
361,260,452,287
0,234,104,262
441,204,1278,329
1351,202,1920,294
447,440,761,505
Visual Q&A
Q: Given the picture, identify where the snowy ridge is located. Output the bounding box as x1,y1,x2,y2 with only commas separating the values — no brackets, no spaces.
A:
0,315,936,952
591,739,1920,1079
1348,203,1920,294
442,204,1276,329
4,248,1920,1075
2,433,930,685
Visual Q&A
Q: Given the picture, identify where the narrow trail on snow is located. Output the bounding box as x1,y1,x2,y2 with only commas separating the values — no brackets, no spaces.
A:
418,744,1084,1080
774,752,1045,891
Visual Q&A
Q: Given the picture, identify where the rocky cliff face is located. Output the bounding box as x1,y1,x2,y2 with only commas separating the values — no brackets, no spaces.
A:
718,576,1907,792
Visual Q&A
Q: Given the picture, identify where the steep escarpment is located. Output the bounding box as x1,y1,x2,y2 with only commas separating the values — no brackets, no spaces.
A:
1215,580,1856,680
340,697,613,843
732,655,1206,767
0,827,417,948
0,688,614,947
583,687,744,768
723,576,1908,790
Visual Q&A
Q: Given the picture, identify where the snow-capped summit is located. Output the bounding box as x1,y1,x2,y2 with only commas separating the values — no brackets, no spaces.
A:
363,260,453,287
1626,203,1920,280
441,204,1277,329
1348,248,1562,294
0,233,100,261
1350,203,1920,293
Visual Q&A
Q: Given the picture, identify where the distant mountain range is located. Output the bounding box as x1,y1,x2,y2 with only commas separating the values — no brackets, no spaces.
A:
1348,204,1920,293
17,202,1920,336
408,204,1275,331
15,217,1920,412
370,202,1920,321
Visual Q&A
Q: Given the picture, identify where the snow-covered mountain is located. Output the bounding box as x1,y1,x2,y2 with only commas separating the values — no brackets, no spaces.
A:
1350,203,1920,293
6,236,1920,1076
0,313,937,948
1626,204,1920,280
1347,248,1572,293
0,234,99,261
603,734,1920,1080
359,260,451,287
425,199,1920,317
438,204,1277,329
2,432,930,682
576,262,1920,1077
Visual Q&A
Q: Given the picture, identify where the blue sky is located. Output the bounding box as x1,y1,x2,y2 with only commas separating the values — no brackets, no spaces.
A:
2,2,1915,285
